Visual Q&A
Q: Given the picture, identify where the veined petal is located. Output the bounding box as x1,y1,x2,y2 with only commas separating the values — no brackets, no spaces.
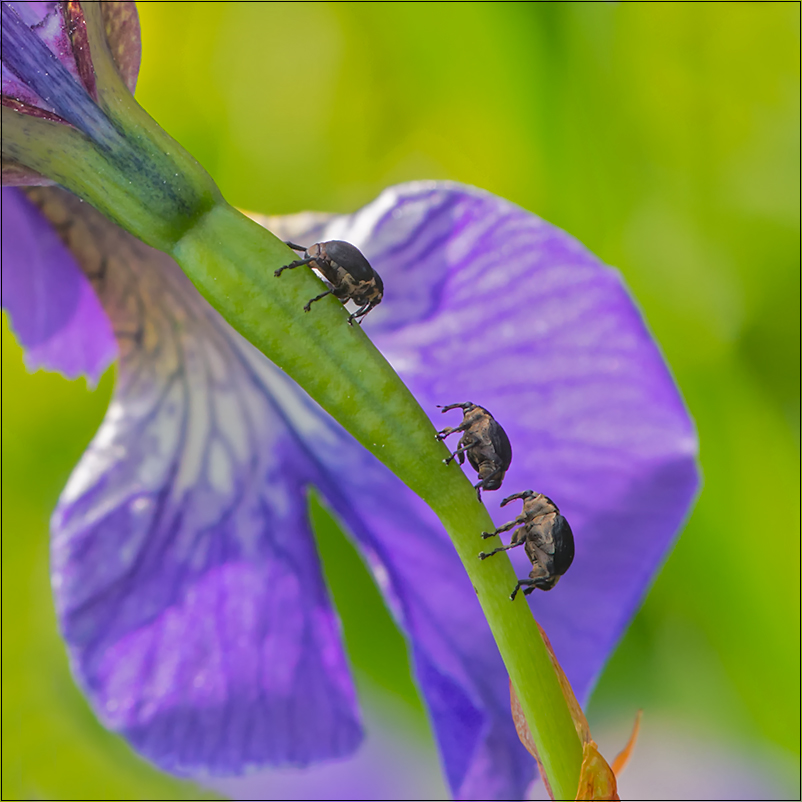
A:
32,186,361,775
1,187,116,381
30,178,697,798
263,181,699,798
208,341,532,798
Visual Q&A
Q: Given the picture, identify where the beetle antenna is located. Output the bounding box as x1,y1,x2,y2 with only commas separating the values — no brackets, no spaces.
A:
284,241,307,252
500,491,527,507
437,402,474,413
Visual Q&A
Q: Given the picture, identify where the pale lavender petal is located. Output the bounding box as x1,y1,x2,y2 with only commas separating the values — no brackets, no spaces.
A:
264,181,699,798
40,188,361,775
213,700,449,801
220,358,531,798
1,187,116,382
237,362,539,799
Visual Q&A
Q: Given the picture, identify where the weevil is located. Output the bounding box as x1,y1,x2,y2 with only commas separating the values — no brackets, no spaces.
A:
479,490,574,599
274,240,384,325
435,402,512,500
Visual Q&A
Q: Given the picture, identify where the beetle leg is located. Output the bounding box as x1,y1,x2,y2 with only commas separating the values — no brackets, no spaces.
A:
436,420,473,440
477,465,505,492
478,541,524,560
474,467,507,500
347,304,372,326
443,440,475,465
480,518,519,538
329,284,351,299
510,579,536,601
275,257,314,277
303,289,334,312
435,419,473,439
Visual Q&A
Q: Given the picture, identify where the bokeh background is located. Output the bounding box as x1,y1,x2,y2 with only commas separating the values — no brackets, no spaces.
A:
3,3,798,799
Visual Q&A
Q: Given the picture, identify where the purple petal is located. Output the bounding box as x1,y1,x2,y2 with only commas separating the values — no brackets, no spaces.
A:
213,701,449,800
1,1,110,135
1,1,141,98
44,187,361,775
40,177,697,798
2,1,82,99
1,2,142,187
264,181,699,798
226,366,532,798
1,187,116,382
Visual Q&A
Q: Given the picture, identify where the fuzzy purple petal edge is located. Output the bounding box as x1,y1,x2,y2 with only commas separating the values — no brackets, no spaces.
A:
1,188,116,382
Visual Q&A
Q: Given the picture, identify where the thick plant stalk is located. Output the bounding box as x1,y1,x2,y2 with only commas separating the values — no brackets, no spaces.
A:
1,0,585,791
173,205,585,798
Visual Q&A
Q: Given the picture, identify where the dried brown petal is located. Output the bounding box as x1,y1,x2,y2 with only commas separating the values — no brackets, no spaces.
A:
509,622,642,801
101,1,141,93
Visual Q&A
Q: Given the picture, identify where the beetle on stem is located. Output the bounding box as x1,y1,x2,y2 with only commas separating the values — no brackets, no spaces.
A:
275,240,384,325
479,491,575,599
435,402,512,501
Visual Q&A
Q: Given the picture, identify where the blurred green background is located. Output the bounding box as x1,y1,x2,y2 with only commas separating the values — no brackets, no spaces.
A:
3,3,798,799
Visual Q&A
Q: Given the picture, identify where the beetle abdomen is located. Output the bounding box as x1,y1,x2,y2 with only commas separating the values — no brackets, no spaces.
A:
322,240,375,281
551,515,575,576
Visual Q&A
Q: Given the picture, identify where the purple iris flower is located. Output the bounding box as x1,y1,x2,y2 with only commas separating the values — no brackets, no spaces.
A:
2,2,698,798
2,182,698,799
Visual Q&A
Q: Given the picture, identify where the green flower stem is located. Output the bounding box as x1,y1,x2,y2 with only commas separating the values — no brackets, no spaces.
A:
0,103,220,250
5,50,583,788
172,202,584,799
2,2,221,249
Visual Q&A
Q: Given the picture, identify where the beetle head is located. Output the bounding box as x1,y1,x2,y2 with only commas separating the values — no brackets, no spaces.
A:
500,489,535,507
531,572,562,592
478,462,506,491
437,402,476,414
305,242,325,260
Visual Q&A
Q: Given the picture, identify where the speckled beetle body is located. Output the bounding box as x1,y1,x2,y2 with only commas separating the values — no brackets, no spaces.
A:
274,240,384,325
435,402,512,500
479,490,575,599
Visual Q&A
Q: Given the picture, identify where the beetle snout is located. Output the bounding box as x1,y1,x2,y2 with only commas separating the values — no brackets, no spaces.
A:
533,574,560,591
479,470,504,491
